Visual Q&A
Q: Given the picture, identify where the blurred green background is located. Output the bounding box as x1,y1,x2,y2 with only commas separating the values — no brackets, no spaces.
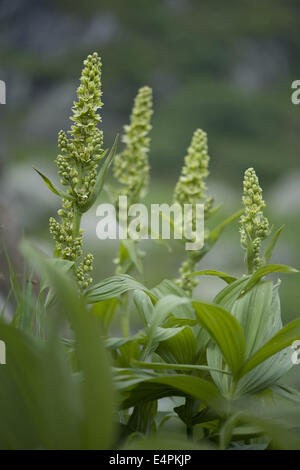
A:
0,0,299,335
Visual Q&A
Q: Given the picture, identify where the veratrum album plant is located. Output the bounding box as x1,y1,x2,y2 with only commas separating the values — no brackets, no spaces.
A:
1,52,300,450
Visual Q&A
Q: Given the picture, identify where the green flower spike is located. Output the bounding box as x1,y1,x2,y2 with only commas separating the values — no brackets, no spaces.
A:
240,167,270,273
174,128,212,295
113,86,153,205
174,128,211,209
49,52,105,288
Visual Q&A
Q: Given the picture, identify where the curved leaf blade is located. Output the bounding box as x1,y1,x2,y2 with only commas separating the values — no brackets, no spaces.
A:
239,317,300,378
85,274,155,303
132,359,231,375
240,264,298,296
190,270,237,284
122,374,224,413
80,135,118,212
192,300,245,377
33,168,61,197
264,225,285,264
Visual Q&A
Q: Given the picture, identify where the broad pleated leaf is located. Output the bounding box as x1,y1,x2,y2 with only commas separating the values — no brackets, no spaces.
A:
192,300,245,377
156,326,197,365
85,274,155,303
209,279,294,396
121,374,223,413
146,295,190,353
239,317,300,378
151,280,196,320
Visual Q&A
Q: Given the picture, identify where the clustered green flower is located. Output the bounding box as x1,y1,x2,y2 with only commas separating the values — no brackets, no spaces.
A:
174,128,212,214
113,86,153,205
76,253,94,289
112,86,153,274
49,52,105,288
177,252,199,296
174,129,212,295
49,216,83,260
240,167,270,273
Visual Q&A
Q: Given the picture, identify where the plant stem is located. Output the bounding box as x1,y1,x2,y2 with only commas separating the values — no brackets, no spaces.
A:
72,206,82,239
186,424,193,439
121,294,130,337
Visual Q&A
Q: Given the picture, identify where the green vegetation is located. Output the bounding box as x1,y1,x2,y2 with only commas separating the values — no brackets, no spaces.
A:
1,51,300,450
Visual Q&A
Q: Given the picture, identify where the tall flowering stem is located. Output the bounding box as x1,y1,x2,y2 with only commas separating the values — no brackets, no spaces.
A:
174,129,213,295
113,86,153,206
240,167,270,273
49,52,106,289
113,86,153,274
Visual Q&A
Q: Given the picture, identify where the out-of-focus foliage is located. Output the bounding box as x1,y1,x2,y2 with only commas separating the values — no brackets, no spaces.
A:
1,0,300,181
1,3,300,450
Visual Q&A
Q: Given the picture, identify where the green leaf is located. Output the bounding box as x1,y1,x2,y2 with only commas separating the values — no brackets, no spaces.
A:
239,317,300,378
232,281,275,359
33,168,61,197
40,257,75,308
232,282,292,395
190,270,237,284
0,319,83,450
151,280,196,320
156,326,197,364
192,300,245,377
116,339,144,368
205,209,243,252
120,239,143,274
80,134,118,212
133,290,154,325
219,413,244,449
90,298,119,335
211,280,292,396
231,401,300,450
163,315,198,328
153,326,186,344
122,374,223,413
20,242,115,449
127,400,157,435
270,384,300,404
264,225,285,264
214,277,249,308
240,264,299,295
132,359,231,375
188,209,243,263
146,295,190,353
105,332,145,350
85,274,155,303
114,367,155,391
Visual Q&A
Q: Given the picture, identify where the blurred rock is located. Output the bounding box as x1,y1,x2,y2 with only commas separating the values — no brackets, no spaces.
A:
0,0,118,56
268,171,300,214
232,40,288,91
24,81,76,139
